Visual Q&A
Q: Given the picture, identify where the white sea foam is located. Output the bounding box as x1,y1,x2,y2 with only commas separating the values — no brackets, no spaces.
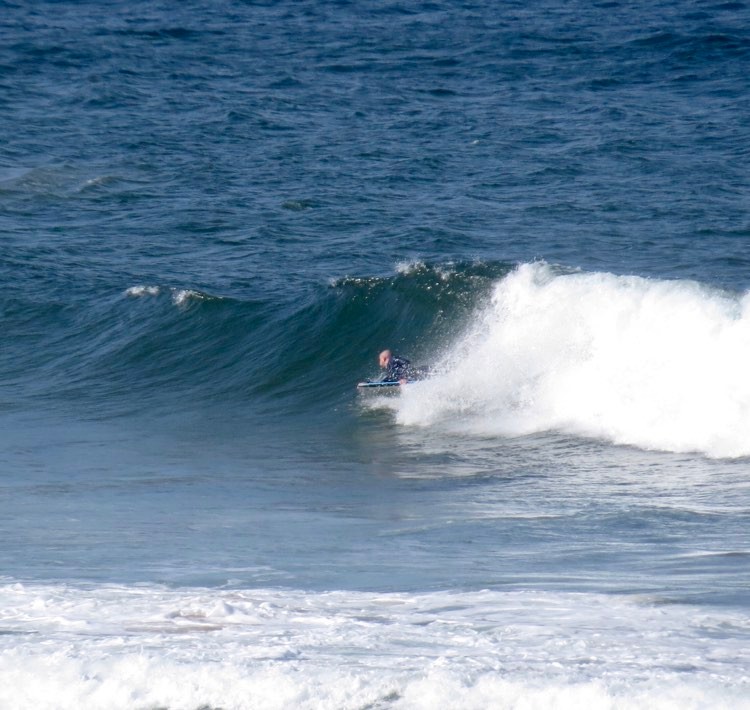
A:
124,285,160,297
395,259,427,275
0,582,747,710
172,288,199,305
394,263,750,458
395,260,458,280
171,288,214,306
124,285,219,306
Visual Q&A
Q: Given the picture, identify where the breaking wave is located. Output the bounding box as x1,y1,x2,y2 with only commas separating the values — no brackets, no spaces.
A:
394,263,750,458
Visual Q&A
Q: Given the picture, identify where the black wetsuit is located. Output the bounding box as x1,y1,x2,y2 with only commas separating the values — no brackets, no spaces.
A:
382,355,411,382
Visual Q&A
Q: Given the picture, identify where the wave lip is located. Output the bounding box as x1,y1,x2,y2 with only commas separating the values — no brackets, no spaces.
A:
395,263,750,459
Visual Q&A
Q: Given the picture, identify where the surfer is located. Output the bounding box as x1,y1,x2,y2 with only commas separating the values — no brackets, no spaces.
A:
378,349,411,384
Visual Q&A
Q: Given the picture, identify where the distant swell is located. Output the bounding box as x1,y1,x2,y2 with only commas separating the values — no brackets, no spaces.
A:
393,263,750,459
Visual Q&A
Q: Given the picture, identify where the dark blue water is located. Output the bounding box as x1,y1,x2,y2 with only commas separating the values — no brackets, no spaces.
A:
2,1,750,707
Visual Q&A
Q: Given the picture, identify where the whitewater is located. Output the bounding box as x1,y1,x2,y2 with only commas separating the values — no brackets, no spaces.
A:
2,583,749,710
395,263,750,458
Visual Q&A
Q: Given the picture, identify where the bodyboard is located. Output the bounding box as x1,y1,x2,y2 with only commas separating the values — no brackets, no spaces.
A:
357,380,402,389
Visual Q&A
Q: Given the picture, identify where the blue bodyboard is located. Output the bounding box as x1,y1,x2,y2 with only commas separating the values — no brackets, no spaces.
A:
357,380,402,389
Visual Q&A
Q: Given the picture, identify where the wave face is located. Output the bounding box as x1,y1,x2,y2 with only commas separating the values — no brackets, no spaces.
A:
2,261,507,418
393,263,750,458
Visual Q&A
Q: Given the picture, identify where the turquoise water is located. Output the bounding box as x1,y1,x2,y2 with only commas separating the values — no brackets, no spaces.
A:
2,1,750,707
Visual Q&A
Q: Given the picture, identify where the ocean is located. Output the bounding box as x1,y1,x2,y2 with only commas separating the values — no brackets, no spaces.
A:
2,0,750,707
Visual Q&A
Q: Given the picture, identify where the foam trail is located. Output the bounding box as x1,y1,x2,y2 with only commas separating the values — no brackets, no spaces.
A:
396,263,750,458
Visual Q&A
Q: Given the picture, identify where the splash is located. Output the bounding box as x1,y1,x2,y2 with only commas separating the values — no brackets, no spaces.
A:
395,263,750,458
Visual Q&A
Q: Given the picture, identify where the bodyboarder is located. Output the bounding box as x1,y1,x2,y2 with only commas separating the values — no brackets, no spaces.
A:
378,349,411,384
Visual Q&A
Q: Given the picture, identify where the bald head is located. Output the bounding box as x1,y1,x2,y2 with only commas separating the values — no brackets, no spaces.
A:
379,350,392,368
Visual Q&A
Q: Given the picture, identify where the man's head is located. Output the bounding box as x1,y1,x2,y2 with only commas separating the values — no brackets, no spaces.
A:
379,350,392,368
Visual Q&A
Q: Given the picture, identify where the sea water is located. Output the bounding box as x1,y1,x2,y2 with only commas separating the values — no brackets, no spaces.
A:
2,1,750,708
